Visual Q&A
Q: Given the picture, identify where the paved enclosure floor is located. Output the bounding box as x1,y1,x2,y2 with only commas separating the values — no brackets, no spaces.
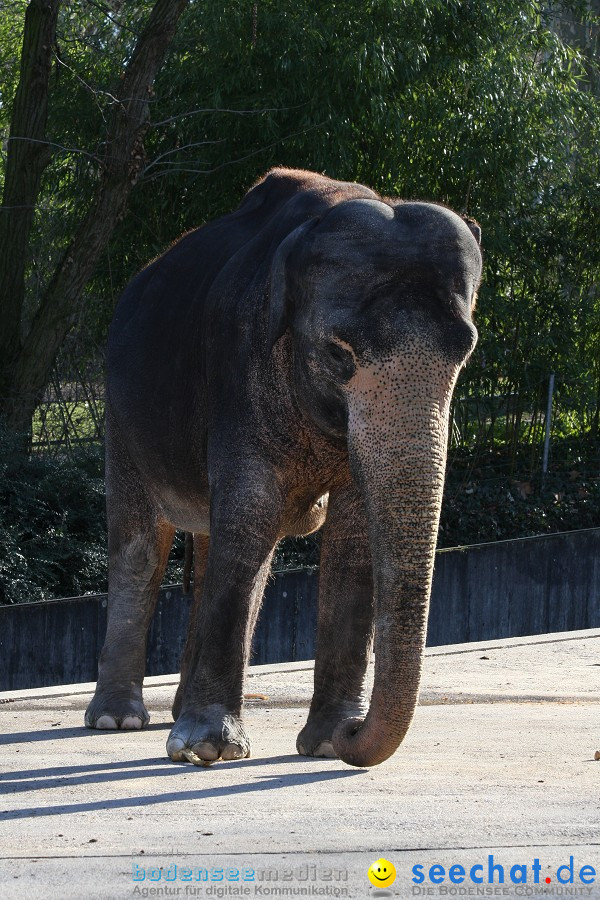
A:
1,630,599,899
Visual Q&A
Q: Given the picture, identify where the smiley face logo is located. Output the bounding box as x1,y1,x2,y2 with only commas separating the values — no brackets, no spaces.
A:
368,858,396,888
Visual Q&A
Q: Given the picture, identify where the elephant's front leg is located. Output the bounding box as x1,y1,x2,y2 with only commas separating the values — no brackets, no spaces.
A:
166,471,283,765
297,482,374,758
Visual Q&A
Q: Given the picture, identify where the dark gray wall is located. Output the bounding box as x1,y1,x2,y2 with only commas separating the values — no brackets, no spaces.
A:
1,528,599,691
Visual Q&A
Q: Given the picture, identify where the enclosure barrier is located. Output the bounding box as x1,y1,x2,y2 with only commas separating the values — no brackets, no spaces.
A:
1,527,599,691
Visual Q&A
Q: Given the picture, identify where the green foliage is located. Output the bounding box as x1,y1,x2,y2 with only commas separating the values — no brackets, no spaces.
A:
2,0,594,376
2,0,599,421
32,399,105,446
0,427,106,603
441,435,600,547
112,2,600,445
1,1,600,599
273,535,321,573
0,428,190,603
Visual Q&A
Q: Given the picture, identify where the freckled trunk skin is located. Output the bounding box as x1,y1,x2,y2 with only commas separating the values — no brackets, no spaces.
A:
333,349,459,767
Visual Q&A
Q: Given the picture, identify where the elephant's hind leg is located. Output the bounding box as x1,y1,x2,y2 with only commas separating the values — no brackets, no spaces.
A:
172,534,210,721
85,408,175,730
297,482,374,757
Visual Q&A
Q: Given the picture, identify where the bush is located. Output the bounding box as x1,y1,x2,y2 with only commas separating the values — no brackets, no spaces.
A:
0,429,107,603
440,436,600,547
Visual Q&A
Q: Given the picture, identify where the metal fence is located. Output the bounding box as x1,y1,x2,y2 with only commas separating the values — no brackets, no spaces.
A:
32,345,105,452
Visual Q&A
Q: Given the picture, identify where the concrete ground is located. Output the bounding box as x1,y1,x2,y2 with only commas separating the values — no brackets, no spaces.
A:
1,629,599,900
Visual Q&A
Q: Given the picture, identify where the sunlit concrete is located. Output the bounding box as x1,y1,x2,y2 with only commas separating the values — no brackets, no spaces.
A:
1,630,599,899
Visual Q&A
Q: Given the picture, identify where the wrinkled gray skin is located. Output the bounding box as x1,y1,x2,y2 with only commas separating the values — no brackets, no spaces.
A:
85,168,482,768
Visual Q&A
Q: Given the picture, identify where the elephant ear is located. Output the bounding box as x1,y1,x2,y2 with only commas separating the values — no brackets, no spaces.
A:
462,216,481,246
267,217,320,353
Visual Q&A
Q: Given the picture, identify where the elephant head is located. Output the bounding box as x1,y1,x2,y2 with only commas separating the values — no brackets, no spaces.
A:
270,197,482,767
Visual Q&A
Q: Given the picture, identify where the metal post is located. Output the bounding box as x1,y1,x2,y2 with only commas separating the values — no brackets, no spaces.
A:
542,373,555,488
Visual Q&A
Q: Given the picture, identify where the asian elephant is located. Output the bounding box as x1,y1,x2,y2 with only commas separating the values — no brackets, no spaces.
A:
85,168,482,768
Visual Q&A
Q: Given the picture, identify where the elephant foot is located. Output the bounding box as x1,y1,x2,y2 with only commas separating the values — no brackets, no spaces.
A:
167,705,250,765
85,689,149,730
296,703,364,758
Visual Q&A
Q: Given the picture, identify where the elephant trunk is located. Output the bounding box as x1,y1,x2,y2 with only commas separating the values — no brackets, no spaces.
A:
332,349,459,767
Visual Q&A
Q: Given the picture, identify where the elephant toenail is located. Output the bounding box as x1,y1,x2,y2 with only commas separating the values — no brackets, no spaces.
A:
192,742,220,761
314,741,337,758
221,744,246,760
166,736,187,759
121,715,143,730
95,715,118,729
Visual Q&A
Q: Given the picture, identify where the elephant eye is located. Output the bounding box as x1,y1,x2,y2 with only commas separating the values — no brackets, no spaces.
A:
324,340,356,382
327,342,348,364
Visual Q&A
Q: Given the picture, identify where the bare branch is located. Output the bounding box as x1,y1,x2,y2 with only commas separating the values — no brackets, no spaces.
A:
52,49,120,123
141,121,327,183
150,102,308,129
3,134,101,163
83,0,141,36
142,138,226,174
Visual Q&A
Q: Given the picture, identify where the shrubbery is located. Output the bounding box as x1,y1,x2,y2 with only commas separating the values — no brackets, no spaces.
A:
440,437,600,548
0,429,106,604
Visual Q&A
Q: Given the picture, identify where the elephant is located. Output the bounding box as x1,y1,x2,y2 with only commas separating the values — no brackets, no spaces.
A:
85,167,482,768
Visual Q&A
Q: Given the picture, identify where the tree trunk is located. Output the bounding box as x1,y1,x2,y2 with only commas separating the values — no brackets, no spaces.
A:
0,0,59,413
0,0,190,435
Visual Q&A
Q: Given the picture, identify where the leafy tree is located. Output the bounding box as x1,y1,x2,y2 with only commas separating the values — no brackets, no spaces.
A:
0,0,190,434
2,0,599,448
97,2,600,459
1,0,599,602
